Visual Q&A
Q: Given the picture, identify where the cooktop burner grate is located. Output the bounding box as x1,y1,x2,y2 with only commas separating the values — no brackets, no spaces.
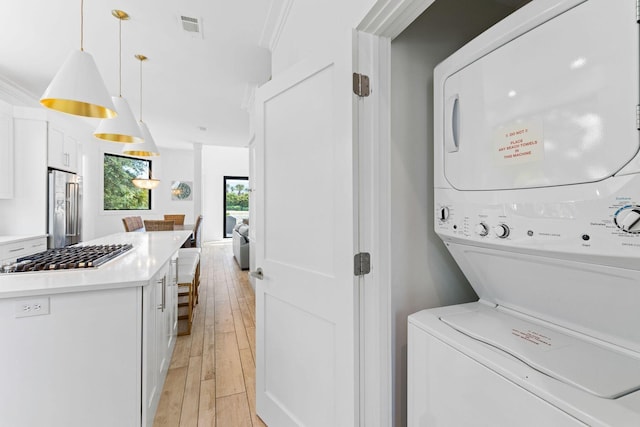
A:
1,244,133,273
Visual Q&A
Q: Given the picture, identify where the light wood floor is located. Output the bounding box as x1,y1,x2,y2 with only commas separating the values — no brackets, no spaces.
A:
153,242,267,427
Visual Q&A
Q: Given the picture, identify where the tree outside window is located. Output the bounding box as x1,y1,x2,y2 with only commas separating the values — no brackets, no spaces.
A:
104,153,152,210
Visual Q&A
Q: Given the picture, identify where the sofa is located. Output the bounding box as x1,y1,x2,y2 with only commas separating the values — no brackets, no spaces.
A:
232,223,249,270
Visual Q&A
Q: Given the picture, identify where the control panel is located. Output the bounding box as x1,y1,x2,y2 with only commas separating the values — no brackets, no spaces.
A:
435,182,640,261
614,205,640,233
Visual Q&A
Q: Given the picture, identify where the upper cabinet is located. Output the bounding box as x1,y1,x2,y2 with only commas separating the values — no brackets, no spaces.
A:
0,99,14,199
48,124,78,173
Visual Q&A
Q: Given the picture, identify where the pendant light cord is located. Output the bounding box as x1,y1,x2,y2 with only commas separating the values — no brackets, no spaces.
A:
80,0,84,51
139,58,143,121
118,18,122,97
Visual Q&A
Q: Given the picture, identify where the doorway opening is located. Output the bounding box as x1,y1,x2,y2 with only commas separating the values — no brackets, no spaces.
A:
223,175,249,238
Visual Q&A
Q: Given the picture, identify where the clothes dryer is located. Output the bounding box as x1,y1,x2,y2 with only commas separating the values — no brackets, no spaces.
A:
409,0,640,425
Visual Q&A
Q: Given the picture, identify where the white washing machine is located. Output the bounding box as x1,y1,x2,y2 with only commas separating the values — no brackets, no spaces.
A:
408,0,640,425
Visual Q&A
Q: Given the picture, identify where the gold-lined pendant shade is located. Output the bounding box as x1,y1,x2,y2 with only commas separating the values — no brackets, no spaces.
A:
40,50,117,119
94,97,143,143
94,9,143,143
122,121,160,156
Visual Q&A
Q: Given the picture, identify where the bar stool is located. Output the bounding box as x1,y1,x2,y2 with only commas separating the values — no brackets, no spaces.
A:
177,252,199,335
179,247,201,304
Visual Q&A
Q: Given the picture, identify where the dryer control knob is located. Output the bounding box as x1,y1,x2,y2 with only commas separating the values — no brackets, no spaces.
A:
494,224,510,238
439,206,450,222
616,207,640,233
475,223,489,237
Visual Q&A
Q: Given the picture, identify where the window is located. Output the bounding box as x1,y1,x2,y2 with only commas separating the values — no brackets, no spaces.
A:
103,153,152,210
224,176,249,237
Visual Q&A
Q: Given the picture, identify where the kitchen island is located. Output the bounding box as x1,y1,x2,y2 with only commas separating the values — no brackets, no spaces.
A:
0,231,191,427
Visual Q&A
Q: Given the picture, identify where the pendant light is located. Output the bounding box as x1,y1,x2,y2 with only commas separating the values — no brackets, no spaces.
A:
132,175,160,189
94,10,143,143
40,0,117,118
123,54,160,156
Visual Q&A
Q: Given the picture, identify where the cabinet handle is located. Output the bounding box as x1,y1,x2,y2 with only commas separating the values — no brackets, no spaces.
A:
162,276,166,312
172,258,178,285
9,247,25,253
155,277,166,311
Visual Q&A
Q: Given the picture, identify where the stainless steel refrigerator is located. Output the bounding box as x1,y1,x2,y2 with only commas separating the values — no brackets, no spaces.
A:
48,169,82,248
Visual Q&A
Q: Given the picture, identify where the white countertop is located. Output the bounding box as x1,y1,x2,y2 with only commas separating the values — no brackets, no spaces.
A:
0,235,47,244
0,231,191,299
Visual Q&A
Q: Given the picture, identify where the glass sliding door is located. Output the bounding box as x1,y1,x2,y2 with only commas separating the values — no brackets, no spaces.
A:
224,176,249,238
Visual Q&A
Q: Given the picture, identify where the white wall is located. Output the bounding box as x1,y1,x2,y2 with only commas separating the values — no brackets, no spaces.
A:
271,0,376,75
389,1,529,425
82,137,196,240
201,145,249,242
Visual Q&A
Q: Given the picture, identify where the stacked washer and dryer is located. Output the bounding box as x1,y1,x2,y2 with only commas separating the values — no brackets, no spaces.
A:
408,0,640,425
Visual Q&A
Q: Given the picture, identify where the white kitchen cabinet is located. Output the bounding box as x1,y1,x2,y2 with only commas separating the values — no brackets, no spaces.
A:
0,286,142,427
0,254,179,427
48,124,78,173
142,254,178,427
0,235,47,266
0,99,13,199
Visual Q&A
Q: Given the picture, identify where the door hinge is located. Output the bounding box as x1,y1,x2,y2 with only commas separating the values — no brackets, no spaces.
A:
637,0,639,23
354,252,371,276
637,105,640,130
352,73,370,97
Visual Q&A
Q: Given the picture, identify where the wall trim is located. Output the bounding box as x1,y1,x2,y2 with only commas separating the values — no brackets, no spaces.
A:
357,0,436,39
259,0,295,52
0,75,39,107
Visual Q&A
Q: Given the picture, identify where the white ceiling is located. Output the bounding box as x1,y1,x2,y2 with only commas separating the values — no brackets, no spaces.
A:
0,0,277,149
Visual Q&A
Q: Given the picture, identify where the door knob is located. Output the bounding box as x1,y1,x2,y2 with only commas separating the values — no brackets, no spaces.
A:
250,268,264,280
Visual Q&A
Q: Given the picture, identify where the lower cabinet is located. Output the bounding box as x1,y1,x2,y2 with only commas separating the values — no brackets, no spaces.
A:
142,253,178,427
0,255,178,427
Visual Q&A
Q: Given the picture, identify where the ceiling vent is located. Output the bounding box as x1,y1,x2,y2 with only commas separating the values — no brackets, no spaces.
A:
179,15,203,38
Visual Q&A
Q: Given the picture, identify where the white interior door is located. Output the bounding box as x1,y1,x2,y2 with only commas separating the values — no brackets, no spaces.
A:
254,56,357,427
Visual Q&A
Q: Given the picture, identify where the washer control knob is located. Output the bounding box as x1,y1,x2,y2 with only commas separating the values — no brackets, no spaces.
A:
494,224,510,238
475,223,489,237
615,206,640,233
439,206,450,222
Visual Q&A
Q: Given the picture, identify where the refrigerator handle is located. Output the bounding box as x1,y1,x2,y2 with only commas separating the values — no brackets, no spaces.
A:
66,182,79,237
445,94,460,153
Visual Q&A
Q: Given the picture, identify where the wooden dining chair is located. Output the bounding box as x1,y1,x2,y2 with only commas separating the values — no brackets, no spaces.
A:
183,215,203,247
123,216,144,232
143,219,175,231
163,214,185,225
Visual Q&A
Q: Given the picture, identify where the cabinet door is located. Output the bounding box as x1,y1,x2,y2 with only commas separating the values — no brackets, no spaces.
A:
142,276,161,427
0,100,13,199
64,135,78,172
156,274,168,376
47,125,78,173
167,254,178,354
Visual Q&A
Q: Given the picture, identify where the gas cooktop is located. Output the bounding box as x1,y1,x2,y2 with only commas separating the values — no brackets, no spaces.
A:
1,244,133,273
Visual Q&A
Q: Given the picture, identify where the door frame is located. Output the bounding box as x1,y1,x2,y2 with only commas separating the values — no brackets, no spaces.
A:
354,1,438,425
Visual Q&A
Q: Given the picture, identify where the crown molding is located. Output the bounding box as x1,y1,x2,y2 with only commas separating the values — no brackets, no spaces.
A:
259,0,295,52
357,0,436,39
0,75,39,107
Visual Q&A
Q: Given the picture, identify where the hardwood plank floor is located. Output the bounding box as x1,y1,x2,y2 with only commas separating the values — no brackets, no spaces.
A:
154,242,266,427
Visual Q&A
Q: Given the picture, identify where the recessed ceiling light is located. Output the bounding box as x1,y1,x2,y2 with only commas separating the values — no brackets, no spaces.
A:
570,57,587,70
